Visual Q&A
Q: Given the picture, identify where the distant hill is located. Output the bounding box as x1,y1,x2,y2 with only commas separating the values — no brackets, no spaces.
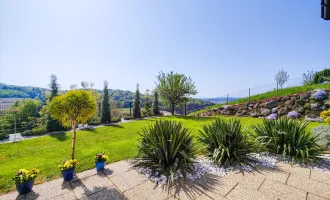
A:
200,97,240,104
0,83,214,112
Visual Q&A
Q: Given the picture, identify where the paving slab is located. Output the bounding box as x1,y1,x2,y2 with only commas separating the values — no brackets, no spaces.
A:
287,174,330,199
310,169,330,185
25,179,72,200
48,191,77,200
196,194,228,200
226,185,272,200
307,193,327,200
83,187,125,200
254,166,290,184
109,169,148,192
170,179,207,200
124,180,171,200
103,160,132,177
0,191,25,200
258,178,307,200
70,173,113,199
275,162,311,178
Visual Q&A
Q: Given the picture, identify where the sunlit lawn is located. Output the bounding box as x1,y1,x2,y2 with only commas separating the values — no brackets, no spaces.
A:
0,116,323,194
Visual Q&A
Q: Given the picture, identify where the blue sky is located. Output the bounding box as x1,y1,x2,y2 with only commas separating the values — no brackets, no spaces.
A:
0,0,329,98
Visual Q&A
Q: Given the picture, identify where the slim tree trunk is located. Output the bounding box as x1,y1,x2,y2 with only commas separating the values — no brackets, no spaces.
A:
171,104,175,115
71,120,77,159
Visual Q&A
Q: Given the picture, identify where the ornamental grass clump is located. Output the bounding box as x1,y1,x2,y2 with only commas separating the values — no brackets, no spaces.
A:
198,118,258,168
252,118,323,163
133,120,197,185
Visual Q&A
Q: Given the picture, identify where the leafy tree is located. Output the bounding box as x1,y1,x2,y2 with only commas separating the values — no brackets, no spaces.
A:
152,90,160,115
133,84,141,118
80,81,89,90
101,81,111,123
302,70,315,85
275,70,290,88
143,90,152,116
312,68,330,84
47,74,63,132
156,71,197,115
49,90,97,159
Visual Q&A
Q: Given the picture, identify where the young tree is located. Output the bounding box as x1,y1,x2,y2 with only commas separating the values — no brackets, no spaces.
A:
156,71,197,115
49,90,97,159
47,74,62,132
133,84,141,118
152,90,160,115
143,90,152,116
302,70,315,85
101,81,111,123
275,70,290,88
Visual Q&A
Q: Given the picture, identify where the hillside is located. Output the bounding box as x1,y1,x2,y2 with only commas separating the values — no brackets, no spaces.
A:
191,82,330,115
0,83,213,112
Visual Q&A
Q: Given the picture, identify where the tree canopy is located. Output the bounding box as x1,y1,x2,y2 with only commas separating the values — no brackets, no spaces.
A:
156,71,197,115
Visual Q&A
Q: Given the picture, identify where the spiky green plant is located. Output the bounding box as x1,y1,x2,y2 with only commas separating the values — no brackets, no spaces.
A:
134,120,197,185
252,118,323,163
198,118,258,167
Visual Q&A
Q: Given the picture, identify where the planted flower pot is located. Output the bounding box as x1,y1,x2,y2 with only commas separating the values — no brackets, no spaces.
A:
95,161,106,171
61,168,75,181
16,180,34,194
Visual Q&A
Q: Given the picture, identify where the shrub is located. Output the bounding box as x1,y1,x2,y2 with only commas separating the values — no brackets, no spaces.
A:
287,111,299,118
267,113,277,120
123,116,134,120
311,125,330,150
198,118,258,167
12,168,39,184
252,118,323,163
133,120,196,185
312,89,328,100
22,130,33,136
111,118,121,123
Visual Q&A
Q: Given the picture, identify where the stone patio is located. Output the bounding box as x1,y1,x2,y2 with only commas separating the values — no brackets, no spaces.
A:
1,160,330,200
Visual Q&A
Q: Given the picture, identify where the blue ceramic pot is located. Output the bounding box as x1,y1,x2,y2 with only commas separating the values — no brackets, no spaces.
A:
61,168,75,181
95,161,106,171
16,180,34,194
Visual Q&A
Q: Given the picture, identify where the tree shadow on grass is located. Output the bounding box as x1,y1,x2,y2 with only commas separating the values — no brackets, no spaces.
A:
170,115,216,122
102,124,124,128
50,132,69,141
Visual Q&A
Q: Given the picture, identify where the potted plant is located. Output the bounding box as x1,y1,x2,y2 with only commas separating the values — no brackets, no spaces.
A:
12,168,39,194
95,153,108,171
59,159,78,181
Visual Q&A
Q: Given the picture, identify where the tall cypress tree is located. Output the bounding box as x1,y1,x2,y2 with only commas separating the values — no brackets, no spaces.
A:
46,74,63,131
133,84,141,118
101,81,111,123
152,90,160,115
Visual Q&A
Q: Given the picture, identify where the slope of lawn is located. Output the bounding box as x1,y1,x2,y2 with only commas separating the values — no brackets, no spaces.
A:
0,116,323,194
191,82,330,115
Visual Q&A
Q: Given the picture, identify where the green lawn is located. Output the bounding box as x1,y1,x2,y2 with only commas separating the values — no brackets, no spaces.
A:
0,116,323,194
191,82,330,115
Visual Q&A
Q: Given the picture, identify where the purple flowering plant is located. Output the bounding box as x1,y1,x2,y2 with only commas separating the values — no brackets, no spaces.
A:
287,111,299,118
312,89,328,100
267,113,277,120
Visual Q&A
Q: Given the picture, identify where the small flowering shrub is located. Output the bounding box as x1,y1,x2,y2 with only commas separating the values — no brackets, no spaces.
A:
312,89,328,100
287,111,299,118
59,159,78,170
95,153,109,162
311,103,319,109
12,168,39,184
267,113,277,120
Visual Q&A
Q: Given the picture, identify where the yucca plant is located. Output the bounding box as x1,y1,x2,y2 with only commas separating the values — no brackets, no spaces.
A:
198,118,258,167
133,120,197,185
252,118,323,163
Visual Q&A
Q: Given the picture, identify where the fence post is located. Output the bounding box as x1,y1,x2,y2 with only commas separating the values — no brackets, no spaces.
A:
249,88,250,102
227,94,228,104
129,102,132,116
276,82,279,97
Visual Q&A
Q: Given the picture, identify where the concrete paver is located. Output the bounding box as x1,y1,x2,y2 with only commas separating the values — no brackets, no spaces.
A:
2,159,330,200
287,174,330,199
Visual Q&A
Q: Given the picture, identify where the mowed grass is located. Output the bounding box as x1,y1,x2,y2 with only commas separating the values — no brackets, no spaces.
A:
0,116,323,194
192,82,330,115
